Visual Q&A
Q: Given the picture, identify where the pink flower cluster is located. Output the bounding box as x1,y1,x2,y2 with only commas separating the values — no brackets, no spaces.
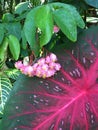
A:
15,53,61,78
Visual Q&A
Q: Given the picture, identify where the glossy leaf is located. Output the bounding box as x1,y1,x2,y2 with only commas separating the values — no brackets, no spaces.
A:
0,77,12,117
24,2,85,55
53,8,77,41
35,5,53,47
23,7,39,56
85,0,98,8
24,5,53,55
51,2,85,41
8,35,20,60
63,4,85,28
0,26,98,130
51,2,85,29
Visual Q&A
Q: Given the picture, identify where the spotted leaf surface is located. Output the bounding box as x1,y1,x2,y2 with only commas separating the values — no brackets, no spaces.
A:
0,26,98,130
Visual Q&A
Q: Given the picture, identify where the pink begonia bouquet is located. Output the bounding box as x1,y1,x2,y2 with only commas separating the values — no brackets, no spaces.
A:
15,53,61,78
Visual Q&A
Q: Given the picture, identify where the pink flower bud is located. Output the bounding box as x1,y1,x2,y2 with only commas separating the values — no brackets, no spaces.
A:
35,67,42,77
38,58,45,65
15,61,23,69
53,25,59,33
19,66,25,72
22,66,34,76
33,63,38,70
41,64,49,71
50,53,57,62
45,56,51,63
47,69,56,77
55,63,61,71
49,62,56,69
41,71,47,79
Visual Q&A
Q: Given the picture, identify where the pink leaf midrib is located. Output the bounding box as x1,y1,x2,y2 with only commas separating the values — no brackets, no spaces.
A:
35,91,86,130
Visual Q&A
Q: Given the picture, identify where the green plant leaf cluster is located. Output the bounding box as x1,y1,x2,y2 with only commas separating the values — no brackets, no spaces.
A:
0,1,85,59
24,5,54,55
24,2,85,56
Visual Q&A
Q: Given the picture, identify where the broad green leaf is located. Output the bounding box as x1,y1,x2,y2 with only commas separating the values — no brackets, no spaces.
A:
24,5,53,56
50,2,85,36
4,22,21,40
85,0,98,8
53,8,77,41
0,76,12,117
63,5,85,28
8,35,20,60
0,37,8,62
24,7,40,56
51,2,85,28
0,24,5,45
2,13,14,22
35,5,53,47
15,2,29,15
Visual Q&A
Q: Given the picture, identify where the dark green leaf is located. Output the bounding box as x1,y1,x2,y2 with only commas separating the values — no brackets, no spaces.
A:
24,5,53,56
50,2,85,41
53,8,77,41
52,3,85,28
24,7,40,56
63,5,85,28
2,13,14,22
35,5,53,47
8,35,20,60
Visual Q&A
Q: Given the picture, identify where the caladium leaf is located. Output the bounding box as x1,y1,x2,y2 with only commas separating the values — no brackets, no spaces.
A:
0,26,98,130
